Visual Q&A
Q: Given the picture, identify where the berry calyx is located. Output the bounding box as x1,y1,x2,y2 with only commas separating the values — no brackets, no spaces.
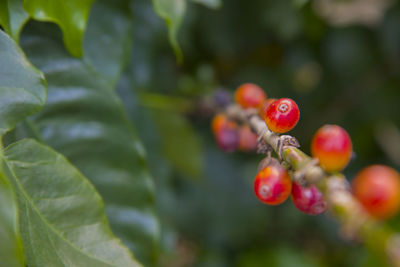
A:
291,182,327,215
259,98,276,120
311,124,353,172
254,160,292,205
234,83,266,109
264,98,300,133
238,125,258,152
352,165,400,220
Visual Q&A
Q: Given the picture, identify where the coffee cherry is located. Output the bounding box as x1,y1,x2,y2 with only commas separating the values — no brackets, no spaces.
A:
254,162,292,205
264,98,300,133
352,165,400,220
211,113,235,134
238,125,258,152
311,125,352,172
211,113,227,134
291,182,327,215
234,83,266,109
216,126,239,152
259,98,276,120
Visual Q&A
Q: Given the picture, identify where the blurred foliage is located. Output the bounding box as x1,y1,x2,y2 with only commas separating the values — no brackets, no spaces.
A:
2,0,400,266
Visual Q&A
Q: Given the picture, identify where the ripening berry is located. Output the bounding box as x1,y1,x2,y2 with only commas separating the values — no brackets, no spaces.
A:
291,182,327,215
238,125,258,152
254,162,292,205
259,98,276,120
311,125,352,172
216,126,239,152
352,165,400,220
234,83,266,109
264,98,300,133
211,113,227,134
211,113,236,134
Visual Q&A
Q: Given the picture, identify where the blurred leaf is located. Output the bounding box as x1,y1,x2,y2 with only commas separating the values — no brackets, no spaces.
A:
0,158,24,267
23,0,96,57
17,0,160,264
236,246,322,267
4,139,141,267
152,0,186,62
0,0,29,41
292,0,309,8
191,0,222,9
263,1,303,41
152,110,204,179
0,30,46,136
83,0,133,86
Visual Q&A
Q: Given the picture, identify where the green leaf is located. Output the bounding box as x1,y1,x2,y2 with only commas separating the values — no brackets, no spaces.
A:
4,139,141,267
152,0,186,62
0,0,29,41
0,156,24,267
0,30,46,136
18,1,159,264
152,110,204,179
191,0,222,9
23,0,96,57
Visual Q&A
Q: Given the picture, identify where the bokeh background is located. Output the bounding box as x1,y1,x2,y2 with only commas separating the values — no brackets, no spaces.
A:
119,0,400,266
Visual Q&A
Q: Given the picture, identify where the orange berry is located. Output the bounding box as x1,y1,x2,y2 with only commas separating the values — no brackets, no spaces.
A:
353,165,400,220
311,125,352,172
211,114,236,133
234,83,266,109
211,114,227,134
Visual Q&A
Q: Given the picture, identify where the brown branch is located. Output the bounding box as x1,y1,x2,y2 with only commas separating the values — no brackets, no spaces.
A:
225,104,400,266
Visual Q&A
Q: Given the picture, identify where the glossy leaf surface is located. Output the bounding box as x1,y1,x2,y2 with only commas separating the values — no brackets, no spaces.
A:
4,139,141,267
152,0,186,62
0,0,29,41
19,1,159,263
0,29,46,136
23,0,96,57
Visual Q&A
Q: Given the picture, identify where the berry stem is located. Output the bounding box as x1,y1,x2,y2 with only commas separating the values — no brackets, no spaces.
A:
225,103,400,266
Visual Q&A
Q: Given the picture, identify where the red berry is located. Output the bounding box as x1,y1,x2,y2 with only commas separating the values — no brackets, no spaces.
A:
264,98,300,133
254,161,292,205
311,125,352,172
211,113,227,134
259,98,276,120
291,182,327,215
216,126,239,152
352,165,400,220
238,125,258,152
234,83,266,109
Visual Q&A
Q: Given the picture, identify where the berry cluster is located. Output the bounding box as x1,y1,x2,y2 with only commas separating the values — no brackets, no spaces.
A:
211,83,400,219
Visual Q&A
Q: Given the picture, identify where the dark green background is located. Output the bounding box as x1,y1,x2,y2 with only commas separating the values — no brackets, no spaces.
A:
123,0,400,266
